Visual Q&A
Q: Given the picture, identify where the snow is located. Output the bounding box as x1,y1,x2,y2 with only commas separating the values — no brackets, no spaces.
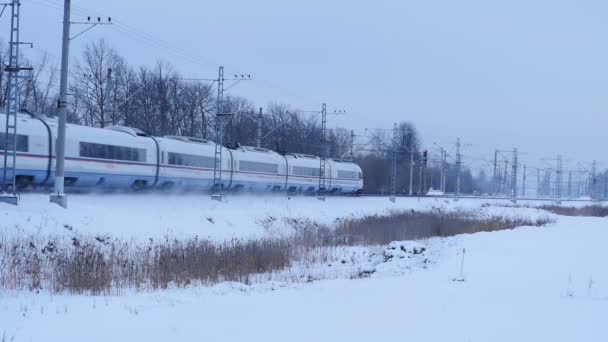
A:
1,195,607,341
1,193,563,241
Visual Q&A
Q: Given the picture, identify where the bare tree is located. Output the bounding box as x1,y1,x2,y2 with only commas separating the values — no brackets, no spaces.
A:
72,39,126,127
19,52,58,115
222,95,256,146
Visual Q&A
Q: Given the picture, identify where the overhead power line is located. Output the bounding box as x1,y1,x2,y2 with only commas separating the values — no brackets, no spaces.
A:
28,0,326,108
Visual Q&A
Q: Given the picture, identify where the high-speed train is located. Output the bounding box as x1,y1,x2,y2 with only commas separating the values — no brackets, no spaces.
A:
0,112,363,194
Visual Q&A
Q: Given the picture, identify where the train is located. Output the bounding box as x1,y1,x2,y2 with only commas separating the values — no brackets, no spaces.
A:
0,112,363,194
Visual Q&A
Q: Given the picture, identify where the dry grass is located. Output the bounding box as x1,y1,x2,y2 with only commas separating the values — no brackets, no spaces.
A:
0,210,551,294
329,210,550,245
539,205,608,217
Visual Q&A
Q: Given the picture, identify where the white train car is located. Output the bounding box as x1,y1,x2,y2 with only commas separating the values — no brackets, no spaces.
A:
327,159,363,193
156,136,225,190
64,125,157,188
1,112,363,194
230,146,288,192
285,153,322,193
284,154,363,194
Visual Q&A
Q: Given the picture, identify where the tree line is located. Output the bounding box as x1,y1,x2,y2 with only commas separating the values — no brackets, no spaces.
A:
1,39,476,195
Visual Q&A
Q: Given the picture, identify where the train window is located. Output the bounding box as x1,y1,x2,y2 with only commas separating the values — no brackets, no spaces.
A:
338,170,358,179
292,166,320,177
167,152,214,168
79,142,146,162
0,133,28,152
239,160,278,174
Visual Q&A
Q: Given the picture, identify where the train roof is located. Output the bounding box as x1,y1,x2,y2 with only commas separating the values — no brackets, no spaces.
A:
286,153,319,160
105,125,150,137
230,145,285,162
164,135,215,145
235,145,281,155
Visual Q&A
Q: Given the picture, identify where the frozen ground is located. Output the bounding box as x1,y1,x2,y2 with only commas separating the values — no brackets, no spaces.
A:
1,194,607,341
0,193,566,241
1,213,607,341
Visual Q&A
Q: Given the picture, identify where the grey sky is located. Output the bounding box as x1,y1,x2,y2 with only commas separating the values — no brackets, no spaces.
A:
12,0,608,172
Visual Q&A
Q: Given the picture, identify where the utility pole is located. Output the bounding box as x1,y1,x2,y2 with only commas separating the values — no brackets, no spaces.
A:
422,150,427,194
440,148,446,193
349,129,355,161
590,160,597,201
511,148,518,203
503,160,509,196
439,149,443,192
497,163,503,195
443,149,447,193
317,103,327,201
48,2,111,208
536,168,541,198
584,172,588,198
49,0,72,208
256,107,263,148
546,170,552,198
493,150,498,196
408,129,414,196
102,67,113,128
389,123,397,202
455,138,462,201
567,170,572,198
418,163,423,195
555,155,563,205
522,164,526,198
604,173,608,200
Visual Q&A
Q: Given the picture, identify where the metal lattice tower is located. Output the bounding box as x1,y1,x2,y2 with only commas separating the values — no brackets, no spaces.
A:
408,128,414,196
604,173,608,200
555,155,563,204
536,168,541,197
442,149,447,193
492,150,498,196
455,138,461,201
567,170,572,198
440,148,446,193
389,123,397,203
256,107,263,148
317,103,327,201
349,129,355,161
510,148,518,202
212,66,228,201
503,160,509,195
522,164,527,198
546,169,552,197
1,0,26,205
590,160,597,201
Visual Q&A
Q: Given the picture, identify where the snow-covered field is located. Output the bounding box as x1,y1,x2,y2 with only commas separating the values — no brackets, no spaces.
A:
1,194,607,341
2,193,562,241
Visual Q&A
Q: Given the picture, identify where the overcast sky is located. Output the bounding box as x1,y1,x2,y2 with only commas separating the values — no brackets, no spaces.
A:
11,0,608,172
